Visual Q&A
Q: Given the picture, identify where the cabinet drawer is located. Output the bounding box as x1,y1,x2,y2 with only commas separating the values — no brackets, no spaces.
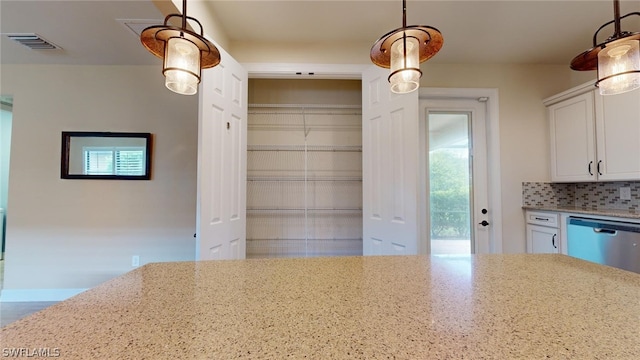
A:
526,211,559,227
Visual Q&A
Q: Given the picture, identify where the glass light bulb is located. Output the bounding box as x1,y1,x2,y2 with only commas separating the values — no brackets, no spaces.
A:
597,39,640,95
163,37,201,95
389,36,421,94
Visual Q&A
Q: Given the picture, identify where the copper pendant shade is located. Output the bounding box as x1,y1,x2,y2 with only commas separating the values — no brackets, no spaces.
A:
370,0,443,93
571,33,640,71
570,0,640,94
370,25,444,69
140,26,221,69
140,0,220,95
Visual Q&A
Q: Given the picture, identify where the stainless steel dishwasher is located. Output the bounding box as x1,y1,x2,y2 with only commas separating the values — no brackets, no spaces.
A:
567,217,640,274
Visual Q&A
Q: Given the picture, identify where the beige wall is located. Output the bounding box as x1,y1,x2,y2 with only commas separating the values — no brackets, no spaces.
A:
1,65,198,296
248,79,362,105
232,41,373,64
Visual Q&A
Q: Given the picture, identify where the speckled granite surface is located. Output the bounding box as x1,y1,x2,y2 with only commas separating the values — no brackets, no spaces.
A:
2,255,640,359
522,205,640,220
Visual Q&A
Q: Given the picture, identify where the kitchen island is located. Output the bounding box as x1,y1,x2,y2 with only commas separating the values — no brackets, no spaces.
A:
2,254,639,359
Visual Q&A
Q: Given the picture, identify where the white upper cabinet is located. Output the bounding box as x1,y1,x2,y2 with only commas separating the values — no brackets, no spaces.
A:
545,82,640,182
548,91,596,182
595,89,640,181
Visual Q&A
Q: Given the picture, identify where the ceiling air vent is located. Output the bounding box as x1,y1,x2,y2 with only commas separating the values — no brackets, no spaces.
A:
5,33,61,50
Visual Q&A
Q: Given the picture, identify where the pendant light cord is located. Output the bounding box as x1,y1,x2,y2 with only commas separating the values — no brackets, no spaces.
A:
613,0,621,37
181,0,187,30
402,0,408,68
590,0,640,46
402,0,407,28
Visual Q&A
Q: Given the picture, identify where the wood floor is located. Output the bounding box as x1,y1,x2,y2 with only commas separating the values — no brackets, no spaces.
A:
0,301,58,327
0,260,58,328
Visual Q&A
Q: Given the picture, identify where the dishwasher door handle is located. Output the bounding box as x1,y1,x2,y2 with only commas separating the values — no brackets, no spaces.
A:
593,228,617,235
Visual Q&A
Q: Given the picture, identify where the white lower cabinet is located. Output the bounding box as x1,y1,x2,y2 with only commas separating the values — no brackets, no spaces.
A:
525,211,560,254
527,224,559,254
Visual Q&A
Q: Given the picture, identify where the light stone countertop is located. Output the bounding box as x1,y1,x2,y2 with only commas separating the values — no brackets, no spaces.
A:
523,205,640,220
2,254,640,359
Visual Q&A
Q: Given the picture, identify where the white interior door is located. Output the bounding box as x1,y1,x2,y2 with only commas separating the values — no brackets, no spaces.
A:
419,98,490,254
197,47,248,260
362,66,420,255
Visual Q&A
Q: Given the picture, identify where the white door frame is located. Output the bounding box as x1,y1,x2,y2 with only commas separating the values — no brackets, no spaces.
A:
419,88,502,254
242,63,367,80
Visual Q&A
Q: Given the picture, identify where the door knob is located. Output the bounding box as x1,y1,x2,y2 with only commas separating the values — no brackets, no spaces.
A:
479,220,490,227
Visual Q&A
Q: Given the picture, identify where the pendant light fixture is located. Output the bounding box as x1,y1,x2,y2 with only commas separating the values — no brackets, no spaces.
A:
140,0,220,95
370,0,443,94
570,0,640,95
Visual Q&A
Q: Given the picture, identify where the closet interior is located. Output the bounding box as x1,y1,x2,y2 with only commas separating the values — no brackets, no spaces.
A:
247,79,363,258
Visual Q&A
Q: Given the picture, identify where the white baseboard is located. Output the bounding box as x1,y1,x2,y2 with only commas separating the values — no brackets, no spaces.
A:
0,288,88,302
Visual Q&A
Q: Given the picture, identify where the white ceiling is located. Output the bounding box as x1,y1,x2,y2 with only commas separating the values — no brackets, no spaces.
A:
1,1,639,67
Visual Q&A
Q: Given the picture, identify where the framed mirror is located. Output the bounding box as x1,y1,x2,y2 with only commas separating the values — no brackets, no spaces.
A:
61,131,152,180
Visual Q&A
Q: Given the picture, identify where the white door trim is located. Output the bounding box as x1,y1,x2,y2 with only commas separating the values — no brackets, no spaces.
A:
242,63,368,80
419,88,503,254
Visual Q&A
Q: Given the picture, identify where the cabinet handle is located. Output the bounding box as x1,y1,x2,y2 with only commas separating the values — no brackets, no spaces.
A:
588,161,593,176
552,234,557,249
597,160,603,176
534,217,549,221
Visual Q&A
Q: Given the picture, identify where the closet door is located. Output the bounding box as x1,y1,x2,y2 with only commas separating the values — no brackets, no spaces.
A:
362,66,420,255
197,47,248,260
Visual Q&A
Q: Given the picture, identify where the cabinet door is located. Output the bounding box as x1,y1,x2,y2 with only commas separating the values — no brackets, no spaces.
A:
595,89,640,181
526,224,559,254
548,92,596,182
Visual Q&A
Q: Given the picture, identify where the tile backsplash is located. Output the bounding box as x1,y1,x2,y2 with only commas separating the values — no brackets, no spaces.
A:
522,181,640,211
522,182,574,207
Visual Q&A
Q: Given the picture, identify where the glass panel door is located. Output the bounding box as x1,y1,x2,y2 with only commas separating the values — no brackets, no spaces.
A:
428,112,472,255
